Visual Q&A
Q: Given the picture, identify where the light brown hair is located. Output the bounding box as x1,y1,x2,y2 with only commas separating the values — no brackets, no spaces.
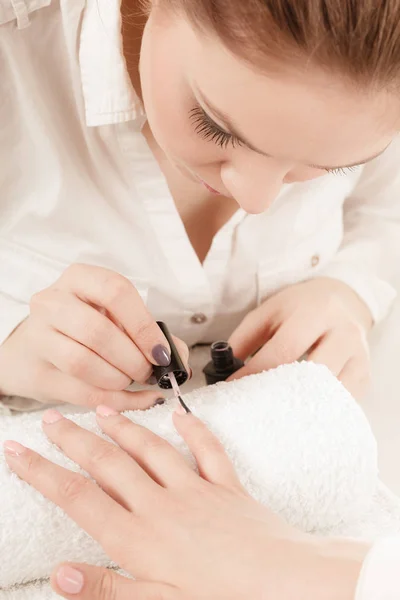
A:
161,0,400,87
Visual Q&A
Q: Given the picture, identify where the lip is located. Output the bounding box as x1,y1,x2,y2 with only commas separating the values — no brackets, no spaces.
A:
200,179,222,195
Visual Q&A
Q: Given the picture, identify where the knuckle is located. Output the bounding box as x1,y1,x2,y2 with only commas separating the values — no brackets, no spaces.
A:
84,388,107,408
24,451,41,478
62,263,85,280
58,474,89,503
202,435,225,456
63,347,89,378
142,432,167,450
107,416,132,436
133,318,156,342
84,324,108,351
29,289,52,312
194,429,224,456
89,441,120,466
131,359,153,384
113,374,133,391
103,274,133,306
273,339,296,364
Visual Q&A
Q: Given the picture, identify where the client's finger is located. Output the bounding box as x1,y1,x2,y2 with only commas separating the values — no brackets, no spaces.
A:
41,410,158,508
173,408,243,489
52,564,182,600
3,440,128,553
96,406,199,488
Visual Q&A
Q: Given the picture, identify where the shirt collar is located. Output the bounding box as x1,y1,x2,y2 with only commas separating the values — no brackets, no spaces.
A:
79,0,145,126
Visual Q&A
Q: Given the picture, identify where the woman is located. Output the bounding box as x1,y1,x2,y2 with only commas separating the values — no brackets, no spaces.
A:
4,405,399,599
2,0,400,596
0,0,399,410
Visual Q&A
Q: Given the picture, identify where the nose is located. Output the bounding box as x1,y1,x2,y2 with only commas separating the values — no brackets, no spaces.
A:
220,156,287,214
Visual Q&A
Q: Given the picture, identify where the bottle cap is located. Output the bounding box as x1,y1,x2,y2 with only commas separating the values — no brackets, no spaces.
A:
152,321,189,390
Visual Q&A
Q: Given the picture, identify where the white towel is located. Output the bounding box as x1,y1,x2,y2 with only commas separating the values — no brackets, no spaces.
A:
1,362,400,600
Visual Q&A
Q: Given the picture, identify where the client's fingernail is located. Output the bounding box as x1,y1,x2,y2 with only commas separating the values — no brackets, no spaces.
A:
4,440,27,457
175,404,188,416
43,409,64,424
96,405,119,417
152,344,171,367
153,398,166,407
146,375,158,386
56,565,84,594
188,367,193,380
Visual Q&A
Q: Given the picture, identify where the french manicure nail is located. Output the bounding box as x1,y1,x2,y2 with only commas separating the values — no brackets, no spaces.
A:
4,440,27,457
56,565,84,594
152,344,171,367
96,405,119,417
42,409,64,424
153,398,166,406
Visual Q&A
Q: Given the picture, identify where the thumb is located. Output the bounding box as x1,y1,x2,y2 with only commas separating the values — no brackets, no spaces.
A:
51,564,181,600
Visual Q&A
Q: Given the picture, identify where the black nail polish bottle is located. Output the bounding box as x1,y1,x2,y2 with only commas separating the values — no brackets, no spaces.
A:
203,341,244,385
152,322,189,390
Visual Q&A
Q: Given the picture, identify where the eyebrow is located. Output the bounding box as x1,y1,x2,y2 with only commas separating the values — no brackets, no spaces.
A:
195,88,390,170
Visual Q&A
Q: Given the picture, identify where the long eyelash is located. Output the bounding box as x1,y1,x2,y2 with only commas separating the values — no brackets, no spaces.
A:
189,106,241,149
325,165,360,176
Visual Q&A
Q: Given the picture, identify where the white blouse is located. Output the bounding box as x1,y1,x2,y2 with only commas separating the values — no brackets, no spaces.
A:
0,0,400,354
1,2,400,591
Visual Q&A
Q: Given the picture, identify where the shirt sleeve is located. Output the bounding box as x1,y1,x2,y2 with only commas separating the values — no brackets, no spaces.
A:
356,536,400,600
317,139,400,324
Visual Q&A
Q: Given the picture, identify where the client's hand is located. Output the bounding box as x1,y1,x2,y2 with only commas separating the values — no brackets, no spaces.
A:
3,407,367,600
229,277,373,400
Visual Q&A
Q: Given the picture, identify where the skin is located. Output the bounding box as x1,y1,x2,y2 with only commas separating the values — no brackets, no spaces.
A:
140,11,398,210
0,7,398,596
1,4,398,405
0,265,190,410
3,406,370,600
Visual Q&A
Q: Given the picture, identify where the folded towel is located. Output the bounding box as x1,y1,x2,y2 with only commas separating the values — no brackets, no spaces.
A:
1,361,399,599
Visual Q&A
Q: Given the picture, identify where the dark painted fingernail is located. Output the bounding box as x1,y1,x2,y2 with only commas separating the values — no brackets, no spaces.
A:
146,375,158,386
152,344,171,367
153,398,166,406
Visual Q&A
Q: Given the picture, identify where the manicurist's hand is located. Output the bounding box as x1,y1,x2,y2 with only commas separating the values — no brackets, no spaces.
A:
0,264,189,410
3,406,368,600
229,277,373,400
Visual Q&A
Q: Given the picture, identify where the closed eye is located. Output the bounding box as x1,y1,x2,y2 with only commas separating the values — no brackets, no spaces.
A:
323,165,361,176
189,106,242,150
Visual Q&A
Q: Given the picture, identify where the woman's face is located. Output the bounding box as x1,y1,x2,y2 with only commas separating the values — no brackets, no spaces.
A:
139,9,399,214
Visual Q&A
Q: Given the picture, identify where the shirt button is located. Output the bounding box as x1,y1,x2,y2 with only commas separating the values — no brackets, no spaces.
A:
311,254,320,267
190,313,208,325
